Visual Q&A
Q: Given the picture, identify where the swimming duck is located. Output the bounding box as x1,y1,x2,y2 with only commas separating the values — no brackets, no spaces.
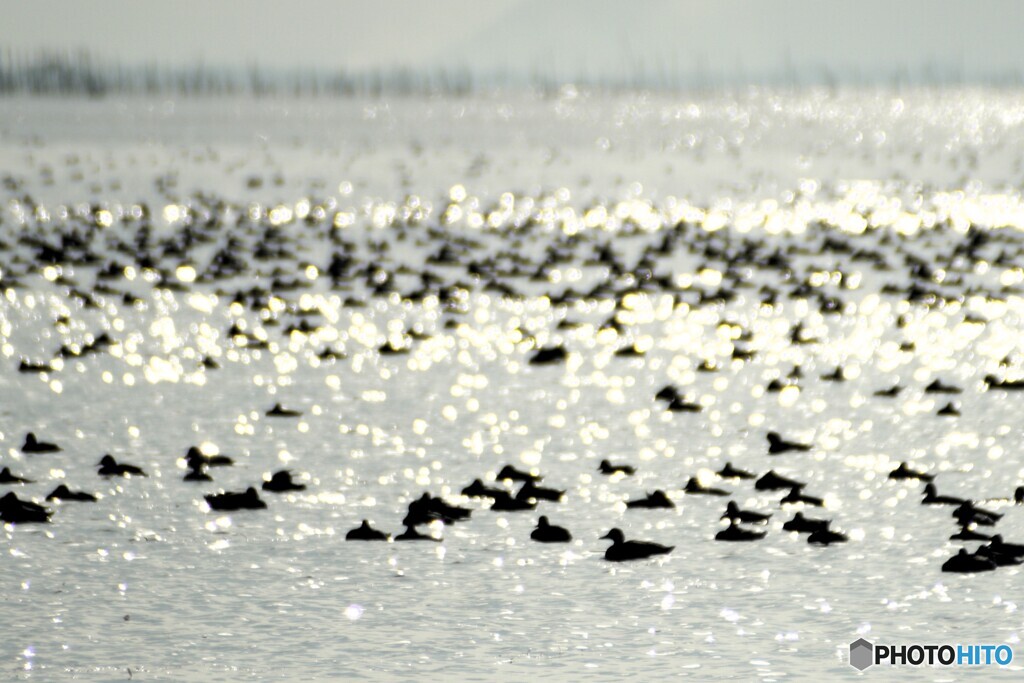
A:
496,465,542,482
626,490,675,509
0,467,33,484
265,403,302,417
403,493,472,526
184,446,234,468
808,522,848,545
781,486,824,507
204,487,266,511
599,460,635,476
925,379,962,394
600,528,673,561
346,519,389,541
489,490,536,511
722,501,770,524
888,462,934,482
395,525,439,542
767,431,812,455
666,397,702,413
22,432,61,454
97,455,147,477
45,484,97,502
984,374,1024,390
261,470,306,492
937,402,961,416
515,480,565,503
941,548,995,573
529,346,567,365
716,519,766,542
0,492,51,523
531,516,572,543
783,512,829,534
716,462,756,480
922,483,965,506
684,477,729,496
461,479,506,498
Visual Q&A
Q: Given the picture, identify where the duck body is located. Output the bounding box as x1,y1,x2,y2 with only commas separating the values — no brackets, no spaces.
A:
531,516,572,543
205,487,266,511
601,528,673,561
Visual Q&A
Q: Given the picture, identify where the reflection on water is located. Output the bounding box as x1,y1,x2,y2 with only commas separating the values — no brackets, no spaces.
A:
2,90,1024,679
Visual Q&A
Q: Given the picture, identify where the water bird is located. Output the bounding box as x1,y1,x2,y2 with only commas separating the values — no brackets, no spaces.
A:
0,467,33,484
395,525,438,542
808,522,848,545
950,525,992,541
265,403,302,417
45,484,97,502
205,487,266,511
952,502,1002,527
716,462,755,480
941,548,995,573
922,483,966,506
888,463,934,482
781,486,824,507
975,544,1024,566
873,384,903,397
716,520,766,542
346,519,390,541
937,402,961,416
600,528,673,561
529,346,567,365
497,465,542,482
666,397,702,412
984,374,1024,390
515,480,564,503
626,490,674,509
461,479,506,498
531,516,572,543
783,512,829,534
98,455,147,477
0,492,51,523
184,446,233,467
755,470,806,491
22,432,61,454
18,360,52,373
925,379,962,394
654,386,680,402
183,465,212,482
489,490,536,511
599,460,635,476
262,470,306,492
722,501,770,524
404,493,472,526
767,431,812,455
684,477,729,496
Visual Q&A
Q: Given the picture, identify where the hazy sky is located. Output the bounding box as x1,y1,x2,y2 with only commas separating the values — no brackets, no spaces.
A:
3,1,1024,84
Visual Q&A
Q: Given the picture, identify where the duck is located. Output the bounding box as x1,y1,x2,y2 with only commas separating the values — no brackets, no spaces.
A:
395,525,439,542
489,490,536,511
515,480,564,503
261,470,306,492
781,485,824,507
0,467,33,484
97,455,147,477
184,446,234,468
767,431,812,455
722,501,770,524
598,460,635,476
666,397,702,413
0,492,51,523
937,402,961,416
45,484,97,502
683,477,729,496
496,465,542,483
984,374,1024,390
941,548,995,573
461,479,506,498
716,519,766,542
183,464,212,482
783,512,829,534
950,525,992,541
22,432,61,454
873,384,903,397
716,462,756,480
925,379,962,394
808,522,848,545
600,528,673,561
654,385,680,402
888,462,934,482
625,490,675,509
204,487,266,511
264,403,299,419
403,493,472,526
975,543,1024,567
531,516,572,543
346,519,389,541
922,483,965,506
529,345,567,365
756,470,806,491
952,501,1002,526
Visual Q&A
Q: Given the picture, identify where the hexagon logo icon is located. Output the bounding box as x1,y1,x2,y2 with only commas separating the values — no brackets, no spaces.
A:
850,638,874,670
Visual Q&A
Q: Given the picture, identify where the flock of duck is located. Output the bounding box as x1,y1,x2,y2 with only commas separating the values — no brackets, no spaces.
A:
3,174,1024,572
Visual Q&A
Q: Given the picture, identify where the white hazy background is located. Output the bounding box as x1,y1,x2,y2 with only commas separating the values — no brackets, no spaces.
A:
1,0,1023,85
